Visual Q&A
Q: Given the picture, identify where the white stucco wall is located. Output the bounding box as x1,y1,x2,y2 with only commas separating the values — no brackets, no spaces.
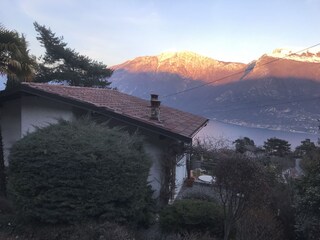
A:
143,140,164,199
0,96,74,165
0,98,22,165
175,155,187,198
21,96,74,136
144,136,188,200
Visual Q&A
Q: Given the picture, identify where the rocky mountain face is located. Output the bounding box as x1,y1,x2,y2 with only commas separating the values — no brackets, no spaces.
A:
110,50,320,133
114,51,246,83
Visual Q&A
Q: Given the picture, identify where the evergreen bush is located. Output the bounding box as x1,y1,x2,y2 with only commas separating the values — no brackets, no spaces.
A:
8,119,152,224
160,199,224,236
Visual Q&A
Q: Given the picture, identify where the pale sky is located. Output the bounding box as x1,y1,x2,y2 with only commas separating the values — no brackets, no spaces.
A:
1,0,320,66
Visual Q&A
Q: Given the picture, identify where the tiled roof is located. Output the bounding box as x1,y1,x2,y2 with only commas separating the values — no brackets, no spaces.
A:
20,83,208,141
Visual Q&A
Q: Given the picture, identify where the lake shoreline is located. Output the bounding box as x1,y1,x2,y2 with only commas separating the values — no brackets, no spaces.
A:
199,120,319,148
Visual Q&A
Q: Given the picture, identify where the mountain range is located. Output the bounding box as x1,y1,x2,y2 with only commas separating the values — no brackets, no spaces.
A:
109,49,320,134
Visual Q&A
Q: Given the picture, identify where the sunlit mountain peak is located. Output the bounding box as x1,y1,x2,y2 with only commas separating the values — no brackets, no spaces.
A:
267,47,320,63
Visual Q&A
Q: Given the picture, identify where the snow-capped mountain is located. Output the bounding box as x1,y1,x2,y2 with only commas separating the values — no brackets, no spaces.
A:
110,50,320,133
267,48,320,63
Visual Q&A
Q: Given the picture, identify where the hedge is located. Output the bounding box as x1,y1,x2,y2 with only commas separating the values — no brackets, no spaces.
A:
160,199,224,236
8,118,153,224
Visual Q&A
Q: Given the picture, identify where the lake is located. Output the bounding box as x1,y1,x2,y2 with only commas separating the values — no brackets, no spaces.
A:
198,120,319,148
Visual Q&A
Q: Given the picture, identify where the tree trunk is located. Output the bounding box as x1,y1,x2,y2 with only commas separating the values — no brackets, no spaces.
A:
0,128,7,197
5,76,21,90
224,219,232,240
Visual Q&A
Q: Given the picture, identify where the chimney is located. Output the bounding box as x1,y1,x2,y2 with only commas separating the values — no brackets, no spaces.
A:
150,94,161,121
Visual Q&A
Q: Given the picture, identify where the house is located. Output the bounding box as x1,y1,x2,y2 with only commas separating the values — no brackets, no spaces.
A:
0,83,208,203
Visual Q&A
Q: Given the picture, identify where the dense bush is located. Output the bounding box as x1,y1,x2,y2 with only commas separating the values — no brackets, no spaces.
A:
160,199,223,236
0,220,134,240
136,230,216,240
8,119,153,224
179,185,217,202
236,208,284,240
0,218,217,240
0,196,13,214
295,149,320,239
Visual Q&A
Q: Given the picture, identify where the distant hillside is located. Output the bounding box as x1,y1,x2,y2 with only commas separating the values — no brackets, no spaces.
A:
110,50,320,133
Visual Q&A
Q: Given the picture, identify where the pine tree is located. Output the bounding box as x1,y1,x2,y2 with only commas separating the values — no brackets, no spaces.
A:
263,137,291,157
34,22,113,88
233,137,255,154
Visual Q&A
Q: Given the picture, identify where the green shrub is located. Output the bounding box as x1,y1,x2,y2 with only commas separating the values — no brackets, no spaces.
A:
8,118,153,224
0,220,135,240
180,185,217,202
135,230,216,240
0,196,13,214
160,199,223,236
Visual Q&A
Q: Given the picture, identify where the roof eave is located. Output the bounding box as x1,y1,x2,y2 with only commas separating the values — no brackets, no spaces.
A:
190,119,209,139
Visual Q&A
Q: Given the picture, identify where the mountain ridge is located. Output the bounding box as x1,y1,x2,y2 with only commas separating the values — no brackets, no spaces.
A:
113,51,246,84
110,49,320,133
